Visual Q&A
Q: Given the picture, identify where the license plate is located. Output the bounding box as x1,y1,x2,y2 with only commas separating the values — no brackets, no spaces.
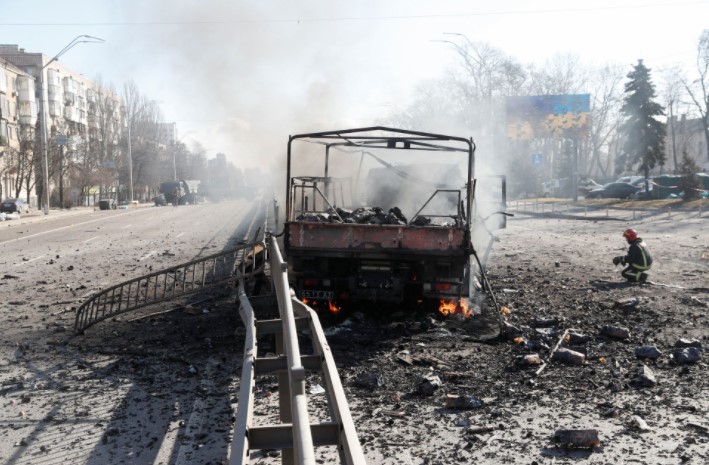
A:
300,289,334,300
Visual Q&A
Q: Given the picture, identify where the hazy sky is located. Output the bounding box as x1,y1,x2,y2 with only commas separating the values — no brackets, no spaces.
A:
1,0,707,169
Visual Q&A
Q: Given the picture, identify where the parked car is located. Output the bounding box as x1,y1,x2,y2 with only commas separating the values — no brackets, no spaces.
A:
585,182,641,199
615,175,644,186
153,194,167,206
98,198,117,210
578,178,602,196
631,177,655,200
541,178,568,197
1,198,30,214
633,185,654,200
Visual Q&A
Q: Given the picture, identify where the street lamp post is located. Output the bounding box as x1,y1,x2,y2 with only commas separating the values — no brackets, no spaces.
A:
38,35,104,215
127,121,134,202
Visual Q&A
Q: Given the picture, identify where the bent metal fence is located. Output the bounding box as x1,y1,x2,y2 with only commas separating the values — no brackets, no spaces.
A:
230,234,366,465
74,241,266,333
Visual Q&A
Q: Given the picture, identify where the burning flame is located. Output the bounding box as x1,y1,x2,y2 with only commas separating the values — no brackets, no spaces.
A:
327,300,341,314
301,298,340,314
438,298,474,318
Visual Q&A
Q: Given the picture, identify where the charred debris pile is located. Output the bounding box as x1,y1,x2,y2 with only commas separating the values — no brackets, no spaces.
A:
295,206,455,227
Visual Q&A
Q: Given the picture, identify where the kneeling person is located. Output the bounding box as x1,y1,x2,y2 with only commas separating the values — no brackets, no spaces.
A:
613,228,652,283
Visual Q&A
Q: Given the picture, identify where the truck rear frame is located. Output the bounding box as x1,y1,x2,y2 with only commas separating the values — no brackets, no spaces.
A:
283,126,495,311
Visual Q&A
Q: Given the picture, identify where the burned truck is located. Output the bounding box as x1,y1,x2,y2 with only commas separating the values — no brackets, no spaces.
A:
283,127,507,312
157,180,201,206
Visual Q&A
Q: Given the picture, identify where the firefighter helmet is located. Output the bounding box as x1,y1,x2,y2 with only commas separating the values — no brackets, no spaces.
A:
623,228,638,242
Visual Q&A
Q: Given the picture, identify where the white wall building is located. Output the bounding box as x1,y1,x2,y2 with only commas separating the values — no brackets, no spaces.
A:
0,44,123,207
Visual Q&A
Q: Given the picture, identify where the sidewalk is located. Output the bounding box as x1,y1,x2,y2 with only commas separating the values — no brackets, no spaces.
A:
1,204,152,227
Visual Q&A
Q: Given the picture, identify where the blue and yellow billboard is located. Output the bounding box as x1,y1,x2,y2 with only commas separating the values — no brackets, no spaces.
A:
506,94,590,139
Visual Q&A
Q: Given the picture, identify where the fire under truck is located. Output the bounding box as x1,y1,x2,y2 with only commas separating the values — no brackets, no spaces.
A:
283,127,508,313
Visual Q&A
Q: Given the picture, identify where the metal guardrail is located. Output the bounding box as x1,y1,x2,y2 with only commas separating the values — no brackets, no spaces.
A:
231,234,366,465
74,241,266,333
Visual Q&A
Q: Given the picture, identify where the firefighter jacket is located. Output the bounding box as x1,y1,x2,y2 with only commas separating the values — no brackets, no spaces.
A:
624,238,653,270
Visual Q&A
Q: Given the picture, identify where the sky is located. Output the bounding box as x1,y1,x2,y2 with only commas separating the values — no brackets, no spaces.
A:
1,0,708,171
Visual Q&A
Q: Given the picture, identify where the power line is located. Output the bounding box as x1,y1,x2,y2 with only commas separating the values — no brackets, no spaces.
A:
0,1,707,26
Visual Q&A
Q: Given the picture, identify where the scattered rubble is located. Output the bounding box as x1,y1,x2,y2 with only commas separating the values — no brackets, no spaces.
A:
2,207,708,464
635,345,663,359
353,372,384,391
602,324,631,339
417,374,442,396
634,364,658,387
444,394,482,410
295,205,453,227
552,347,585,365
673,347,702,364
553,429,600,448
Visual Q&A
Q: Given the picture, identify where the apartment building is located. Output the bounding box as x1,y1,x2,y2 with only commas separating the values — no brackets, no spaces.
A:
0,44,123,207
666,115,709,173
0,57,37,201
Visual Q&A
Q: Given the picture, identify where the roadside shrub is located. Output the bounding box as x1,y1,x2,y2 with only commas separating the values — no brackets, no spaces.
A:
678,151,701,201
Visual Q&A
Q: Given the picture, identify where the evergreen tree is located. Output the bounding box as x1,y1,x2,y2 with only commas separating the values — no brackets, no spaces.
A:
678,149,701,201
619,60,666,186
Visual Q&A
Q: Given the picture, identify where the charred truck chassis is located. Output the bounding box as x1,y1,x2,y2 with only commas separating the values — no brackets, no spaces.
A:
283,127,502,311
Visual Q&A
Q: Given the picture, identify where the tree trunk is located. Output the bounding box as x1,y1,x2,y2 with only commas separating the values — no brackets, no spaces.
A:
59,147,64,209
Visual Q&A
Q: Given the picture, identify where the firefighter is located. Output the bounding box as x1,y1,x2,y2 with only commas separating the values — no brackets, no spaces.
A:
613,228,652,283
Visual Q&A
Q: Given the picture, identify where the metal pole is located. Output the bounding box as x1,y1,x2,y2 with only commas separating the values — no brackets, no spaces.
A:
35,35,104,214
127,122,134,202
38,70,50,214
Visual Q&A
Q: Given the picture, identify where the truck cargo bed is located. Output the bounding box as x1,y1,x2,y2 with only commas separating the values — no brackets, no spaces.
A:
286,221,468,257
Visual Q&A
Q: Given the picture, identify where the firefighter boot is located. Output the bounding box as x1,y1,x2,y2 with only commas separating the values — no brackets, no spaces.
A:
639,273,649,284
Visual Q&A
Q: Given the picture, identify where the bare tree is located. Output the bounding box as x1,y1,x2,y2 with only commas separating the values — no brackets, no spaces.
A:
586,65,625,178
682,29,709,164
89,76,122,199
661,67,691,173
122,81,163,200
16,130,38,202
528,53,588,96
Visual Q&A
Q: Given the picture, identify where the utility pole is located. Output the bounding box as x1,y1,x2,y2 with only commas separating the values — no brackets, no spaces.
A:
37,35,104,214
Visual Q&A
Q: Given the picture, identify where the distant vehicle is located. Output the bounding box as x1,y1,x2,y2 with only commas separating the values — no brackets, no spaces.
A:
158,180,202,206
541,178,568,197
615,175,644,186
153,194,167,206
118,200,139,209
577,178,602,196
98,198,117,210
632,178,655,200
586,182,641,199
1,198,30,214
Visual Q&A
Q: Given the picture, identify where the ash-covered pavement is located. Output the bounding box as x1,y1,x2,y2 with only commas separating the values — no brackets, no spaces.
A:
1,205,707,464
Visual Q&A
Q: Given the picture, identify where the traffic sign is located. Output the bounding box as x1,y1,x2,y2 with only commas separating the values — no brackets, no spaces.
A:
532,152,543,165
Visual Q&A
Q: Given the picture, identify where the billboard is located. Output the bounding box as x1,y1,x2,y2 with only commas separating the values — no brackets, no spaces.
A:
506,94,590,139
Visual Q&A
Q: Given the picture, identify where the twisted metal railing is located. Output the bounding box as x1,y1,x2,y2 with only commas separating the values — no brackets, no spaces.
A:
74,241,266,333
230,234,366,465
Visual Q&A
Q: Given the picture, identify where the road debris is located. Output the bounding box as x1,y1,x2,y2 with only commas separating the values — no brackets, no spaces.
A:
554,429,600,448
635,345,663,359
552,347,586,365
445,394,483,409
634,364,657,387
602,324,631,339
418,374,442,396
630,415,652,432
673,347,702,364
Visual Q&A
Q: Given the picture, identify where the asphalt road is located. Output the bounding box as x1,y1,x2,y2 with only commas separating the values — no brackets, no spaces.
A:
0,198,266,465
2,202,706,464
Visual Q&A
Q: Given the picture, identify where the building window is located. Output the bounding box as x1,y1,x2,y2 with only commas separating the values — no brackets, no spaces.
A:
0,119,7,145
